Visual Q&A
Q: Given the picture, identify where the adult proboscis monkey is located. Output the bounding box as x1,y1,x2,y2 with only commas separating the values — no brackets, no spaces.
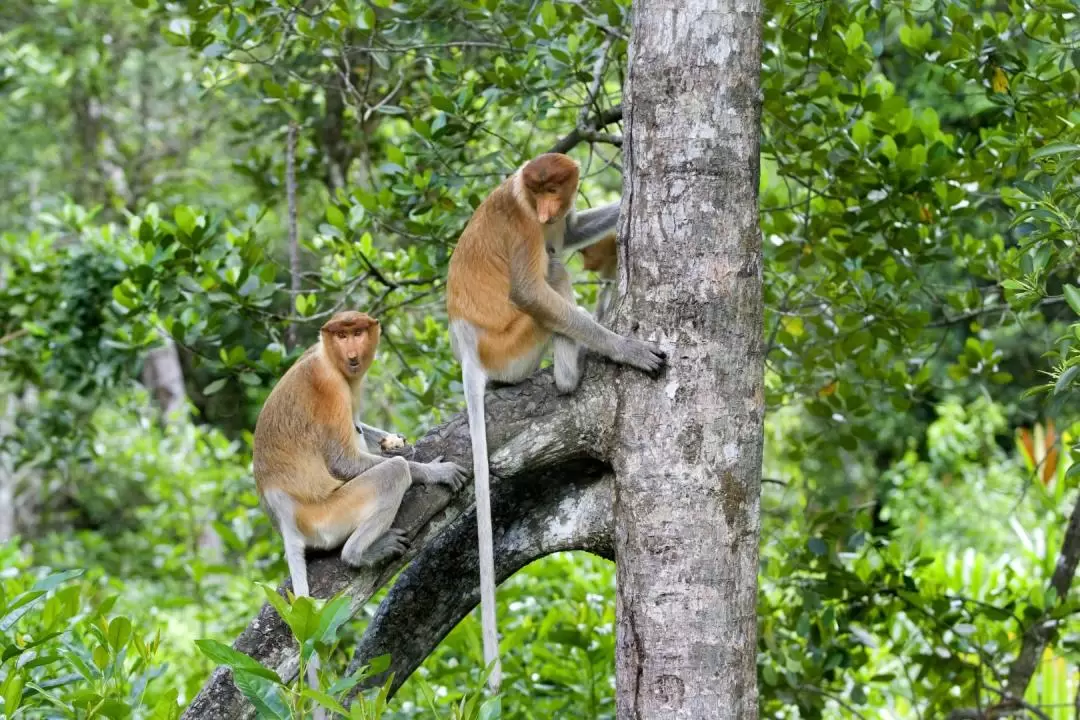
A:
445,152,668,690
253,310,467,707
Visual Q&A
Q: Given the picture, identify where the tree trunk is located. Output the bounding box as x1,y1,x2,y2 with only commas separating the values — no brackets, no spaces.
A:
141,338,187,419
613,0,765,717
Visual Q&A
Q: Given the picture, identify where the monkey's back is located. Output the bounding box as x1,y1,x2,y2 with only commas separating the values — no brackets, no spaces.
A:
447,181,552,373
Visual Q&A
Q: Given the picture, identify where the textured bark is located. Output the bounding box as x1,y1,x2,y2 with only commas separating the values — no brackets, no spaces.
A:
613,0,765,718
182,368,615,719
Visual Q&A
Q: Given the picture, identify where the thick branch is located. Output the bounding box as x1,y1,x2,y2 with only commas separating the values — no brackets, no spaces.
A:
182,365,615,719
345,469,614,700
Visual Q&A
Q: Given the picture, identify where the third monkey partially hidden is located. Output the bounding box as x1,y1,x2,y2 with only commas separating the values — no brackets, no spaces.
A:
445,152,668,690
578,230,618,321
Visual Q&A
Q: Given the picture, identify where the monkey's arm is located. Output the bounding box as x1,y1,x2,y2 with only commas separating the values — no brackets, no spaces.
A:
323,430,387,481
509,244,665,375
510,244,624,354
355,422,467,491
561,202,620,254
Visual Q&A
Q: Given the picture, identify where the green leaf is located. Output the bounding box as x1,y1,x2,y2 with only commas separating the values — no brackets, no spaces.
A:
357,6,376,30
0,591,46,632
1063,284,1080,315
540,1,557,26
263,81,285,99
326,205,346,230
1031,143,1080,160
479,695,502,720
202,378,228,396
1055,365,1079,395
301,688,348,715
32,569,84,593
107,617,132,651
174,205,196,235
232,671,290,720
3,671,24,717
844,23,864,52
314,594,353,645
194,640,283,684
851,120,871,147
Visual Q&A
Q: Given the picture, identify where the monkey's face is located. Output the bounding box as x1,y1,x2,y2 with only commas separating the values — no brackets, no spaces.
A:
522,153,579,225
322,312,381,377
533,190,573,225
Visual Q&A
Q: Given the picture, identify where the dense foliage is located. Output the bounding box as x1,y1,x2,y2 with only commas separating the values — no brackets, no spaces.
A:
1,0,1078,717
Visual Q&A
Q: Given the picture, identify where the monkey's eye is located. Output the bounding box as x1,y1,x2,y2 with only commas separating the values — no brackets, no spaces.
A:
337,332,347,340
354,329,364,337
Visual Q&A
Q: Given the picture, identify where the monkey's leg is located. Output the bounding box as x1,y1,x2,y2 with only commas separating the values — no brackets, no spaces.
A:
341,457,413,566
298,458,412,566
548,257,585,394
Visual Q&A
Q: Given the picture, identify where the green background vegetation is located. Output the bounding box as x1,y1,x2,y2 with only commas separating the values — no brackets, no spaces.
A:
1,0,1079,717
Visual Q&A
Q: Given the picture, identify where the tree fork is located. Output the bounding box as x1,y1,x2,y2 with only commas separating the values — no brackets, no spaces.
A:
344,470,615,701
182,366,615,719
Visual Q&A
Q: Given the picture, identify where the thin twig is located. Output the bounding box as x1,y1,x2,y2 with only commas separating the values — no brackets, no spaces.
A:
0,328,28,345
577,37,613,131
285,120,301,350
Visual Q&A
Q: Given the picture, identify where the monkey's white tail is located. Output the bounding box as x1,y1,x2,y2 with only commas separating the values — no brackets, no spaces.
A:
462,359,502,693
283,529,327,720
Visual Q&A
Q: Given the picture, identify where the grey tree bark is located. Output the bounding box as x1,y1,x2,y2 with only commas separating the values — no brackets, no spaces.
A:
613,0,765,717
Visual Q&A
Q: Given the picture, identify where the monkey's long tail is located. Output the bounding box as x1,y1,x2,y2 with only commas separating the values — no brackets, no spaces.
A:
283,531,327,720
462,360,502,693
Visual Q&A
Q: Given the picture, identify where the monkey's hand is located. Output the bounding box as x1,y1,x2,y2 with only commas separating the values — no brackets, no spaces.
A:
379,434,407,452
614,337,668,377
413,457,469,492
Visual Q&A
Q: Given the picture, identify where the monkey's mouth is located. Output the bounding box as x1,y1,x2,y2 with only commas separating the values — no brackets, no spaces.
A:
348,360,361,371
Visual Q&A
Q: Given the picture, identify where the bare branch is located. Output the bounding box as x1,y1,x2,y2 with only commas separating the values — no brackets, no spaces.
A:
285,121,301,350
1005,493,1080,695
945,492,1080,719
548,106,624,155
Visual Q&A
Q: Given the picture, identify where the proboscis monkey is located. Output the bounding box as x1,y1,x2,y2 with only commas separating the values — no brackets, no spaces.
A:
252,310,467,702
445,152,668,691
578,230,618,321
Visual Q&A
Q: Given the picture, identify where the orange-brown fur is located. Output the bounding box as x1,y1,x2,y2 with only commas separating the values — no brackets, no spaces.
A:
446,153,578,372
253,311,380,510
579,231,617,278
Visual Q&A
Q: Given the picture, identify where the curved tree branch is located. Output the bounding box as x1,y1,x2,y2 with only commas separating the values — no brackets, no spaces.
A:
182,364,617,719
345,468,615,700
547,106,624,155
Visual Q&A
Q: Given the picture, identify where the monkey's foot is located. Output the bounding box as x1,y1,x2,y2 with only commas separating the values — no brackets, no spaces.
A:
379,434,407,451
422,459,469,492
351,528,411,567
